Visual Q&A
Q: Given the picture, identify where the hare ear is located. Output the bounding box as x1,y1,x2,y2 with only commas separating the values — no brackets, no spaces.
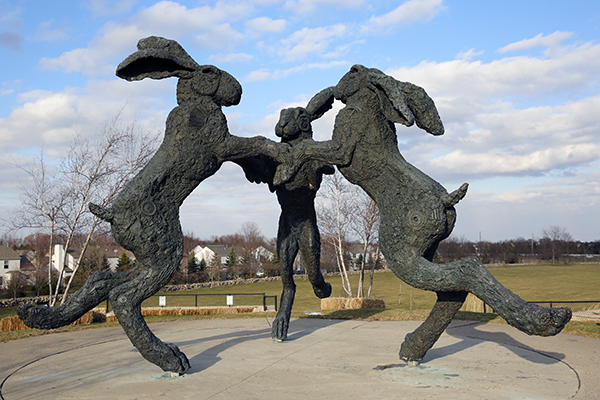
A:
306,86,335,121
368,70,415,127
116,36,199,81
401,82,444,136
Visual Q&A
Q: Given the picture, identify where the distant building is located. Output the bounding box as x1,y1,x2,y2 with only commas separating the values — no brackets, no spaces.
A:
191,244,243,266
0,245,22,289
51,244,75,279
252,246,274,262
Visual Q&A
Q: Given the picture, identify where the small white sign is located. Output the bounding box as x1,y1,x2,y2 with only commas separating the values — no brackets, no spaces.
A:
159,296,166,307
226,295,234,306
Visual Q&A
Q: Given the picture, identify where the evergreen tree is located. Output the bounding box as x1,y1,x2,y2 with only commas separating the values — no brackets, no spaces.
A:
188,251,198,273
117,252,132,272
226,248,238,267
209,251,221,281
198,258,207,272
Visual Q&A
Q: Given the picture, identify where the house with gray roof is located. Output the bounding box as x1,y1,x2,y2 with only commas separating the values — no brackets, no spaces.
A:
0,245,22,289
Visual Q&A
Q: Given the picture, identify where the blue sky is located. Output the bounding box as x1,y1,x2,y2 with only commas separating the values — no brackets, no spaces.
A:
1,0,599,242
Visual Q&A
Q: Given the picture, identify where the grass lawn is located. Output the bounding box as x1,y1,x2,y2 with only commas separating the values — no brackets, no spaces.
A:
1,263,598,341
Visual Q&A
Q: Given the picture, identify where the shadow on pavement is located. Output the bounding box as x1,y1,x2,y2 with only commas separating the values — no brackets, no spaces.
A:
424,321,566,365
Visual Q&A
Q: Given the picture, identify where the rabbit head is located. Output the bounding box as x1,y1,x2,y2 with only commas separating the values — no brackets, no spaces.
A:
275,107,312,142
275,87,335,142
334,64,444,136
116,36,241,107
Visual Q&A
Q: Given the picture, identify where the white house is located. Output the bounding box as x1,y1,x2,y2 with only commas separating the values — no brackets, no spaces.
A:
191,244,246,266
51,244,76,278
0,245,22,289
252,246,274,262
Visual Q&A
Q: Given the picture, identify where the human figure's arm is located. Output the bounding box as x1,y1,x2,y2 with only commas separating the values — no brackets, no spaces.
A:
273,108,360,185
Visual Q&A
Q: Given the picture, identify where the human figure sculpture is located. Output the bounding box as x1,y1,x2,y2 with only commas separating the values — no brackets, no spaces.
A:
18,36,289,373
275,65,572,363
237,90,337,340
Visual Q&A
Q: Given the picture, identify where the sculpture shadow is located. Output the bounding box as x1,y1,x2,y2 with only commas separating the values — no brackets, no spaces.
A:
422,321,566,366
322,309,387,319
183,319,344,374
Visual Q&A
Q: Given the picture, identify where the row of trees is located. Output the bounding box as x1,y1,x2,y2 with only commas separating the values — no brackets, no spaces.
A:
436,226,598,264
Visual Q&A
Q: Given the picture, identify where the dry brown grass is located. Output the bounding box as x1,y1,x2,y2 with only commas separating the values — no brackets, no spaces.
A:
321,297,386,310
102,306,264,322
1,310,106,332
460,294,495,313
0,316,30,332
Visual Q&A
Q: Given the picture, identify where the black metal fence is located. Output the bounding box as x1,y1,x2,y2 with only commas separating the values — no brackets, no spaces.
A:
145,292,278,311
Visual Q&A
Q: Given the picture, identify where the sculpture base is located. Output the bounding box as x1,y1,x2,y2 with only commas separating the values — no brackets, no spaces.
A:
2,319,589,400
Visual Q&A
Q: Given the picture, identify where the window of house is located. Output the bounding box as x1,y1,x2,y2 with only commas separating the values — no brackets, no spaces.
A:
3,260,8,269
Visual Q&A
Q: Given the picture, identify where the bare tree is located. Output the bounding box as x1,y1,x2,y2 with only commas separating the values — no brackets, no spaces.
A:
10,111,159,306
541,225,573,264
58,115,159,304
22,233,52,295
10,150,68,298
351,191,380,298
238,222,265,248
6,271,28,299
317,171,355,297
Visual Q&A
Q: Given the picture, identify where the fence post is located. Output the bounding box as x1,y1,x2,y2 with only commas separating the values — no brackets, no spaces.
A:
195,294,198,308
262,293,266,311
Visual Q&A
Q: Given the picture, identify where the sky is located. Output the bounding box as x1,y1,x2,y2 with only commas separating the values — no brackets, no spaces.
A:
1,0,599,243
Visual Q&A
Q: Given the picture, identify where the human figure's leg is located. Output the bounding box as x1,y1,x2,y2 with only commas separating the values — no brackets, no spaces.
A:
272,214,299,341
297,213,331,299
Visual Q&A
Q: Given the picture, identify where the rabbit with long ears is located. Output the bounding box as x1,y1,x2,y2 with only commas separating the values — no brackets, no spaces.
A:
276,65,571,363
18,36,290,373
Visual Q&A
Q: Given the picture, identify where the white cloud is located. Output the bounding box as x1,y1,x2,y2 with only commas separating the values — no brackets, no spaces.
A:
246,17,287,35
209,53,254,64
361,0,445,33
278,24,348,61
244,60,349,82
84,0,138,16
283,0,365,14
33,20,70,42
452,168,600,241
0,79,171,154
0,6,23,30
428,144,600,177
456,48,483,61
39,1,253,77
385,40,600,182
245,68,272,82
498,31,573,54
